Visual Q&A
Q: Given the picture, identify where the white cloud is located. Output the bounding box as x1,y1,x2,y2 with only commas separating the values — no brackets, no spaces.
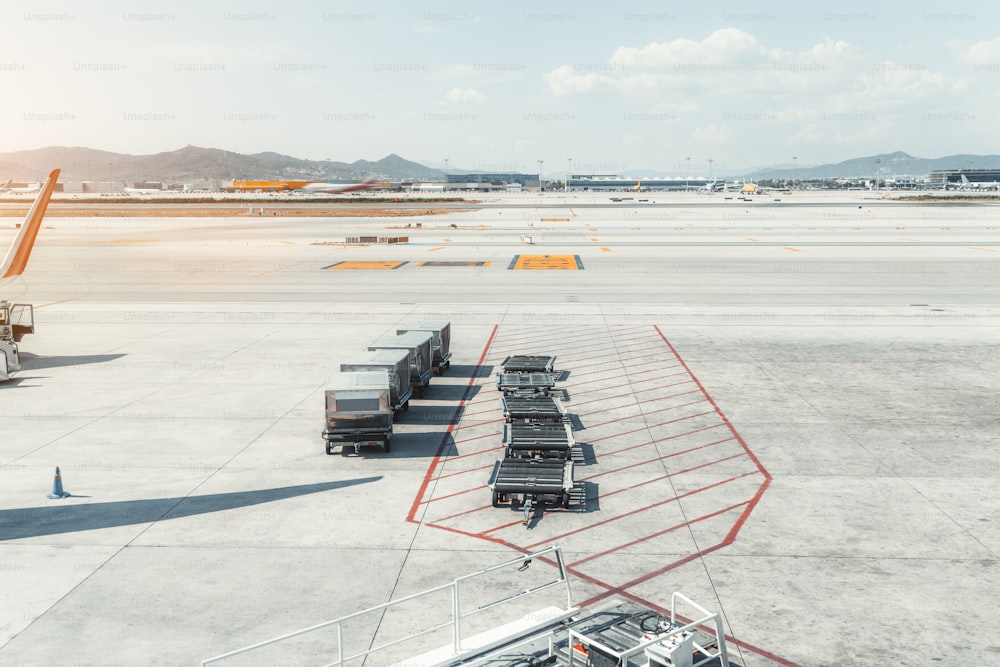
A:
621,133,645,146
653,101,699,113
609,28,766,70
445,87,487,104
544,65,617,96
545,29,863,97
692,124,732,144
960,37,1000,63
771,107,818,122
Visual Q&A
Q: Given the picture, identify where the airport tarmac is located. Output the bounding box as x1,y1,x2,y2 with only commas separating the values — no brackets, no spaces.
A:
1,192,998,666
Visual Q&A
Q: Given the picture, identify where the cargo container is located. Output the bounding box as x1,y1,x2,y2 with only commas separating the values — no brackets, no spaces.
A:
496,372,556,394
396,321,451,374
502,421,575,460
500,354,556,374
368,331,434,396
500,393,568,423
340,349,413,415
322,371,393,454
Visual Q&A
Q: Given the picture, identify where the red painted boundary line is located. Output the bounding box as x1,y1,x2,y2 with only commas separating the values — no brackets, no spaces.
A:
654,325,774,484
600,588,802,667
405,323,499,524
408,324,791,666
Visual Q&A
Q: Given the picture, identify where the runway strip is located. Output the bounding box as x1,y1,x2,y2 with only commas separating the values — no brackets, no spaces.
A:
408,323,789,665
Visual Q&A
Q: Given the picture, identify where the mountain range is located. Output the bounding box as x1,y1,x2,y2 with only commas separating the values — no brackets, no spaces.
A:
740,151,1000,181
1,146,997,184
0,146,442,184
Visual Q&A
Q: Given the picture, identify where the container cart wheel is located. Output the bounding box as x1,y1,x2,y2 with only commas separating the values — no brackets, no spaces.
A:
382,438,391,453
326,441,334,455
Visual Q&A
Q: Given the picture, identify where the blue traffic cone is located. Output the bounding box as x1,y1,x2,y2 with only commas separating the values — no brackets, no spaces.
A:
47,466,71,499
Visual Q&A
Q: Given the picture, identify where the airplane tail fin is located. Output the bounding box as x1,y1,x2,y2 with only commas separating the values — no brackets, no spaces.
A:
1,169,60,280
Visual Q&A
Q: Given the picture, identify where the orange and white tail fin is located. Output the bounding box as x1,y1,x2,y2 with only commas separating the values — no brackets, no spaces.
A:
1,169,60,281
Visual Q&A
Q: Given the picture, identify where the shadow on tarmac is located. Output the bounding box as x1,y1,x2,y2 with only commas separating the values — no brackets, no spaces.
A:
440,364,492,379
422,383,481,403
0,477,381,541
336,432,449,459
19,352,128,371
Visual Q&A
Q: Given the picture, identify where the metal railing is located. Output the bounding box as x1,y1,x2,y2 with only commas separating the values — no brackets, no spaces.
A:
565,591,728,667
201,546,573,666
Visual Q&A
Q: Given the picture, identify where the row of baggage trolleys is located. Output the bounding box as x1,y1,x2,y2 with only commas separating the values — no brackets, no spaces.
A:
322,321,451,455
489,355,583,525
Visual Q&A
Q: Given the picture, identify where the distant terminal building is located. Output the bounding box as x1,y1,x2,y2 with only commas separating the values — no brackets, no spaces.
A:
444,173,532,190
928,168,1000,189
569,175,714,191
437,172,717,191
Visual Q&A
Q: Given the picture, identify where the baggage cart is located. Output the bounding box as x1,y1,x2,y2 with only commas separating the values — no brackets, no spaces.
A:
322,371,393,454
369,331,434,397
396,321,451,374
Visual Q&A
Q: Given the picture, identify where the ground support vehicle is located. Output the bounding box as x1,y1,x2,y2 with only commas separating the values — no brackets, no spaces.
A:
322,371,393,454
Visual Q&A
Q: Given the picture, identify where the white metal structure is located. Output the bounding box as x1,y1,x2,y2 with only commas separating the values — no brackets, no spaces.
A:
0,168,60,381
201,546,733,667
202,546,576,666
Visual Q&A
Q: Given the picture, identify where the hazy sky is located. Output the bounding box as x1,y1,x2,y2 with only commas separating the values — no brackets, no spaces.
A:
2,0,997,175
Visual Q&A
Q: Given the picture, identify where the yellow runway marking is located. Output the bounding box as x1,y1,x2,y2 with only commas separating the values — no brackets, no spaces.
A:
418,261,490,267
443,238,452,242
783,247,801,253
509,254,583,270
601,247,611,252
746,238,759,242
967,247,997,253
324,261,406,270
428,246,444,252
589,237,599,242
541,217,570,222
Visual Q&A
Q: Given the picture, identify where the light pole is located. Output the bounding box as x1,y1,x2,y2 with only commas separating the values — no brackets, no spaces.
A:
685,156,691,190
538,160,544,191
443,158,449,188
567,157,572,192
708,158,714,187
792,156,797,189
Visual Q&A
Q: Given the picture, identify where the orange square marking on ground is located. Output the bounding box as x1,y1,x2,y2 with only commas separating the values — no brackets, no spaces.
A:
418,261,491,267
324,261,406,270
510,254,582,270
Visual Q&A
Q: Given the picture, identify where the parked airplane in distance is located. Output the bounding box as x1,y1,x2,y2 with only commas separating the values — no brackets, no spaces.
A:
121,182,164,195
0,179,43,194
226,177,380,194
298,176,379,194
956,174,1000,191
1,169,60,381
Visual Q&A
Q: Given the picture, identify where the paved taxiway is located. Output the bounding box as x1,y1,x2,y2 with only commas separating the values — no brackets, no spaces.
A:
1,191,998,666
